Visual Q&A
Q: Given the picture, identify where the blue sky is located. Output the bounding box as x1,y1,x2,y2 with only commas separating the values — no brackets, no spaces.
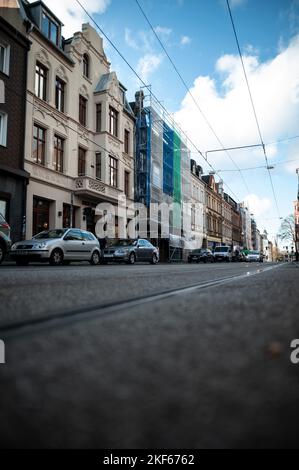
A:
41,0,299,241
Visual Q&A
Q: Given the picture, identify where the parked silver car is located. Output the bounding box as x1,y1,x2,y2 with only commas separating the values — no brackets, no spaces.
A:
103,239,159,265
10,228,101,266
0,213,12,264
246,250,263,262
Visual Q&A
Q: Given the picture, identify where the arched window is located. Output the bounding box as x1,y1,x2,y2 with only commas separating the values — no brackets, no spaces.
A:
83,54,89,78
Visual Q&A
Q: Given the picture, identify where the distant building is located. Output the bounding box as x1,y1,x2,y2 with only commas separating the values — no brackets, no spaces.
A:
262,230,273,262
202,174,222,250
295,171,299,259
190,160,206,249
239,203,252,250
224,193,242,249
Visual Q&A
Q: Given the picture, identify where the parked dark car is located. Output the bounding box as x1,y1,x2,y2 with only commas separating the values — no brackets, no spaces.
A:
103,239,159,265
0,213,12,264
188,248,214,264
10,228,101,266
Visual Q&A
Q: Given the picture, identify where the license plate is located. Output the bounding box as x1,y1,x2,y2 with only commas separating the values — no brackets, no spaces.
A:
104,254,113,258
16,250,29,255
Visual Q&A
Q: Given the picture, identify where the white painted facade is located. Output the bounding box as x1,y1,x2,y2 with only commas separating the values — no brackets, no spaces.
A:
23,4,135,238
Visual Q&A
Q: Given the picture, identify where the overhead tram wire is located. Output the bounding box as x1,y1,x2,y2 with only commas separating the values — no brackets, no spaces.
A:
226,0,281,218
75,0,241,203
133,0,252,196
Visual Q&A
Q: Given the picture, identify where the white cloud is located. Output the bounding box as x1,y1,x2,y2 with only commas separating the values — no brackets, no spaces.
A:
180,35,191,46
174,35,299,170
154,26,172,36
35,0,111,39
229,0,247,8
136,53,164,82
125,28,139,50
244,194,272,217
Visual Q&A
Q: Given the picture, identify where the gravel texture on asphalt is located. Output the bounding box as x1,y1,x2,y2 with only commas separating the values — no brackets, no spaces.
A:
0,262,298,448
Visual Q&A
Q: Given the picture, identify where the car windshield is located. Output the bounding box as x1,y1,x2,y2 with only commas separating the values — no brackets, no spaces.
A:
110,239,137,247
214,247,229,253
33,229,68,240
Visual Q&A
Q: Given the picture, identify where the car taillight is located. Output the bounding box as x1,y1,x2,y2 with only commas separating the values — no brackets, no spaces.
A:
0,223,10,229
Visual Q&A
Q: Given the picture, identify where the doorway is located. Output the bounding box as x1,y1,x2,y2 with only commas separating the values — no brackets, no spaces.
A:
33,197,50,235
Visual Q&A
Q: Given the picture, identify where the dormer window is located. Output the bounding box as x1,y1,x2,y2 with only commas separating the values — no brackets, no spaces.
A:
83,54,89,78
42,12,59,46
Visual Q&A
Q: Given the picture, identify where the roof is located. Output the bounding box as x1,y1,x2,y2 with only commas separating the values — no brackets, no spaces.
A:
95,73,135,118
94,73,113,93
124,97,134,117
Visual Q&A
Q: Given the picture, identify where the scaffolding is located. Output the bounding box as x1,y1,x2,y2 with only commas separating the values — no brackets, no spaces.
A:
135,90,191,261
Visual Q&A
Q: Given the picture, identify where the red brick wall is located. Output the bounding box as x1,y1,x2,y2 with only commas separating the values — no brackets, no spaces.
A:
0,18,29,172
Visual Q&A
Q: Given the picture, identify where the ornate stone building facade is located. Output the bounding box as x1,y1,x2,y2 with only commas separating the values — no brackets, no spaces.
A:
20,1,134,238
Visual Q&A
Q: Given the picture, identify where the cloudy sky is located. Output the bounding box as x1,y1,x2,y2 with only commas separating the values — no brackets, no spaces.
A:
34,0,299,240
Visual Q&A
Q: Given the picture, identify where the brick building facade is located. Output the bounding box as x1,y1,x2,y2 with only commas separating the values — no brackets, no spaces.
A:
0,3,30,241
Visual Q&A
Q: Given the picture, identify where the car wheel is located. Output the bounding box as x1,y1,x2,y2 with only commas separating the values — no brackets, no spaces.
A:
16,259,29,266
0,243,5,264
128,252,136,265
90,250,100,265
150,253,158,265
50,248,63,266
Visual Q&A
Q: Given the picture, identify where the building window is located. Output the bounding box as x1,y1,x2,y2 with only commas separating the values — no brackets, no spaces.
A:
0,112,8,147
42,12,59,46
96,103,102,132
33,124,46,165
95,153,101,180
124,129,130,154
124,171,130,197
79,95,87,126
55,77,65,112
78,147,86,176
109,156,118,188
0,43,10,75
109,106,118,137
54,135,64,173
83,54,89,78
0,198,9,221
35,62,48,100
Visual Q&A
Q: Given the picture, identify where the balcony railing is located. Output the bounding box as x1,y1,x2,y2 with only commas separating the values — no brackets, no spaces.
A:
74,176,122,201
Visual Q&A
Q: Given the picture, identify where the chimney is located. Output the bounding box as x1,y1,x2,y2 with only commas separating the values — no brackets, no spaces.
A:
135,90,144,113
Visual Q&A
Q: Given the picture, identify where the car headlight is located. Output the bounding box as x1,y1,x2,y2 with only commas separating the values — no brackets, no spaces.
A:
38,242,47,249
11,243,18,250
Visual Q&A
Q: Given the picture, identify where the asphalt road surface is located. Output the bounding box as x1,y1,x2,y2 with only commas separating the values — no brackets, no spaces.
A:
0,261,299,449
